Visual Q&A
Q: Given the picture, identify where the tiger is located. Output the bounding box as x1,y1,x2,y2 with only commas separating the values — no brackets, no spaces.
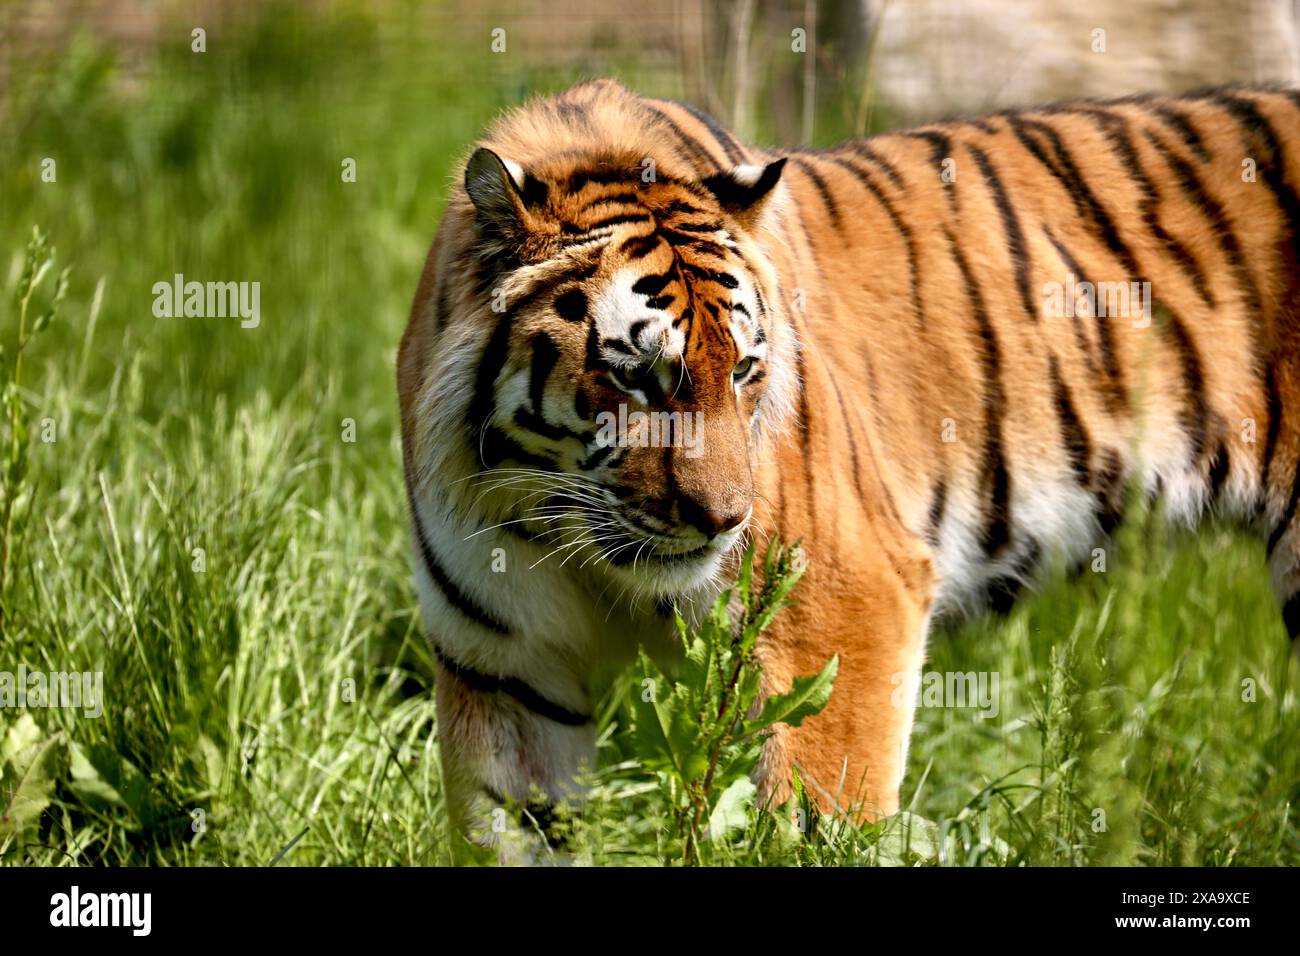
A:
398,77,1300,854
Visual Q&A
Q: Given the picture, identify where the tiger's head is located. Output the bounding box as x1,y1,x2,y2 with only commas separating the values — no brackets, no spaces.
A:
412,140,795,598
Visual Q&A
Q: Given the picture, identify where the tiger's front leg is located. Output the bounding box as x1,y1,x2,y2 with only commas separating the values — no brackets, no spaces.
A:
752,524,935,823
435,657,596,864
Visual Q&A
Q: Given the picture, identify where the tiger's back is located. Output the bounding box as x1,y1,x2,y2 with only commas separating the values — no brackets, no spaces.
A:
398,80,1300,842
732,88,1300,809
768,90,1299,615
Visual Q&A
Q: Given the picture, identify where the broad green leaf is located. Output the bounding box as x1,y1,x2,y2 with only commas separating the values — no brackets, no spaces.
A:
69,740,125,808
706,777,755,841
745,654,839,735
67,742,155,829
0,715,65,838
1,712,41,759
192,734,224,792
681,635,712,702
871,812,942,866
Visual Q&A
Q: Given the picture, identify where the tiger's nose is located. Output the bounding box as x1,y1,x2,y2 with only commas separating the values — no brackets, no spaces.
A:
678,497,749,537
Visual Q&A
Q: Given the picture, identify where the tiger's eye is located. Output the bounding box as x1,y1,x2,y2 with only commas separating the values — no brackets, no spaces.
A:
732,357,755,380
609,364,653,393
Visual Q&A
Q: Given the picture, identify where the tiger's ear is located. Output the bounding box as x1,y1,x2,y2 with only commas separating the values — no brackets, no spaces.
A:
700,158,786,229
463,147,544,249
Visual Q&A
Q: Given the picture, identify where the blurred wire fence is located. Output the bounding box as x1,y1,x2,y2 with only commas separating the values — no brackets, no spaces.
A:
4,0,1300,143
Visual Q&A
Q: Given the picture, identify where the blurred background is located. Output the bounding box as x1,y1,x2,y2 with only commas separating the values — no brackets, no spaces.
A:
8,1,1300,137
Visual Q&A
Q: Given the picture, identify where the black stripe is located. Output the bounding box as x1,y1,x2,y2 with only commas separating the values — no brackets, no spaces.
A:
790,307,818,538
672,99,747,165
479,427,558,471
946,227,1012,557
408,487,512,635
432,271,451,335
580,191,640,211
643,105,720,173
682,262,741,288
519,173,549,208
632,269,675,297
828,156,923,328
1076,108,1215,309
901,129,952,166
1094,449,1126,535
987,538,1041,615
850,142,906,190
1152,103,1212,163
1014,116,1141,279
566,166,636,192
506,262,598,320
1050,355,1092,487
1207,441,1231,504
1142,127,1263,375
1042,224,1127,413
431,642,591,726
825,364,869,509
902,129,955,210
578,442,615,471
619,234,661,260
529,332,559,413
584,316,604,372
513,407,590,444
926,477,947,546
823,358,908,569
1263,363,1282,485
1006,115,1089,220
1282,592,1300,640
1267,457,1300,555
659,230,728,257
1042,226,1101,376
1205,92,1300,261
672,220,724,234
601,337,636,356
849,342,916,544
663,199,708,216
1160,306,1210,463
967,144,1036,322
567,213,652,232
791,159,842,230
467,315,515,465
1010,117,1184,421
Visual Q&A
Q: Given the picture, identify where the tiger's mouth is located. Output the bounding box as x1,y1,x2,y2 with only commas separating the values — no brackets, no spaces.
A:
602,530,716,566
513,488,747,580
596,509,750,571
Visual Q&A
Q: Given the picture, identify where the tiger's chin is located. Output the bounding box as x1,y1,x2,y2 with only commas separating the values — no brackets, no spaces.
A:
593,526,747,600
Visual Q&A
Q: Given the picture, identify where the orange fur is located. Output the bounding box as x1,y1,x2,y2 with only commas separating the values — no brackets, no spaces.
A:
399,80,1300,836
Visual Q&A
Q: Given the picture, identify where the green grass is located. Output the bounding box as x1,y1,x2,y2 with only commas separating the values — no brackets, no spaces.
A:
1,4,1296,866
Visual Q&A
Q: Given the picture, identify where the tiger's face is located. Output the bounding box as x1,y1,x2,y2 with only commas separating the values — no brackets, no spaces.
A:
458,148,790,596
